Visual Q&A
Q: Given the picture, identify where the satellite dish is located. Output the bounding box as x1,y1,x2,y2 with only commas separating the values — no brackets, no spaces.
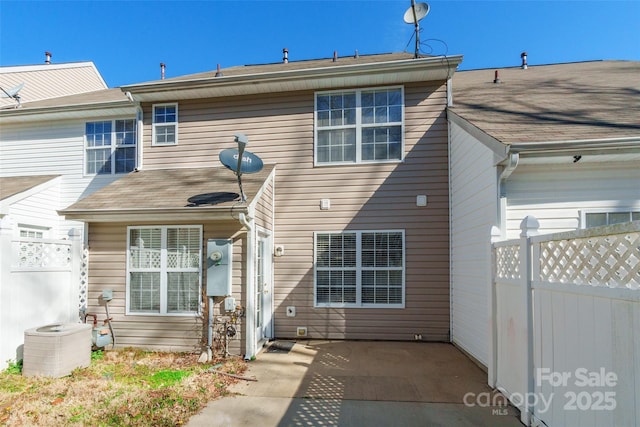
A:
187,192,240,206
219,133,264,202
403,1,430,58
403,2,429,24
0,82,25,108
219,148,264,175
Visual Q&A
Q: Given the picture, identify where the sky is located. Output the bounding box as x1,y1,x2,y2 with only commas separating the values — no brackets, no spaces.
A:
0,0,638,88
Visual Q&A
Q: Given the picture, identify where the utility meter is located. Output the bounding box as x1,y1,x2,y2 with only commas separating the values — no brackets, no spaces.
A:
206,239,232,296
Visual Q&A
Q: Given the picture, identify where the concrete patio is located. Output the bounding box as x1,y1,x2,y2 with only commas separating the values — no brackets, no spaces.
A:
187,340,523,427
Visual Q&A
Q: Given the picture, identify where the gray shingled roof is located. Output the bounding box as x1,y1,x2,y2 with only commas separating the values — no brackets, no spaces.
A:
0,175,59,201
449,60,640,144
153,52,419,83
62,165,274,216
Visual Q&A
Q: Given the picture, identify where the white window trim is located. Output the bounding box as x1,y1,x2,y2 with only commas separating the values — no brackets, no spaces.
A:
17,223,50,239
314,86,405,167
313,229,406,309
152,103,179,146
579,207,640,228
84,118,138,176
126,225,202,317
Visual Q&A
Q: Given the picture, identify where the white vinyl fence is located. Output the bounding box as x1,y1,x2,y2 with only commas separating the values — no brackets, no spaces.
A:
0,219,86,370
492,217,640,427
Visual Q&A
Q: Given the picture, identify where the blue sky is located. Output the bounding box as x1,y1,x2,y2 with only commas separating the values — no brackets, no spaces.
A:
1,1,638,87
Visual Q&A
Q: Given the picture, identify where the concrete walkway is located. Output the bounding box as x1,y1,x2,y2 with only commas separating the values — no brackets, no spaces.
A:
187,340,523,427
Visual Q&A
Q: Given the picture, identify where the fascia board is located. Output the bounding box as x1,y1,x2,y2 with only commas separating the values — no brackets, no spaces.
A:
123,55,463,102
0,101,138,124
60,206,249,223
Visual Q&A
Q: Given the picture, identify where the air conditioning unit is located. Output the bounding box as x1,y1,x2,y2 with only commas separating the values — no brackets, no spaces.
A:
23,323,92,378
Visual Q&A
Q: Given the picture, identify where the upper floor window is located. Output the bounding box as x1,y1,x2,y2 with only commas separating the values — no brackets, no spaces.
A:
315,230,405,308
85,119,137,175
315,87,404,165
583,210,640,228
152,104,178,146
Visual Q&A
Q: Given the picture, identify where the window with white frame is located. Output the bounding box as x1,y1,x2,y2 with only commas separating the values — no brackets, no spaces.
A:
315,230,405,307
18,225,48,239
315,87,403,165
85,119,137,175
583,210,640,228
127,226,202,315
152,104,178,145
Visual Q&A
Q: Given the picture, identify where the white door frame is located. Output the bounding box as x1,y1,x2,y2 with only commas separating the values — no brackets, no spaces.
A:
255,228,274,348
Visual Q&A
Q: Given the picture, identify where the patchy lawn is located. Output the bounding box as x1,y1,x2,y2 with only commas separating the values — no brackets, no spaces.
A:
0,349,247,426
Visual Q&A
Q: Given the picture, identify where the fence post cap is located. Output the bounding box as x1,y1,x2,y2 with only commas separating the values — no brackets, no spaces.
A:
520,215,540,237
68,228,82,240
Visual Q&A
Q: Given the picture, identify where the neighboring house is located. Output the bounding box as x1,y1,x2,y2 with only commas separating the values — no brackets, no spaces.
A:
447,60,640,376
61,52,463,358
0,61,139,239
0,60,139,368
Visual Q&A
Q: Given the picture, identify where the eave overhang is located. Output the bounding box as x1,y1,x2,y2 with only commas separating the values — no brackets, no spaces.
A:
61,206,249,223
0,100,138,124
122,55,463,102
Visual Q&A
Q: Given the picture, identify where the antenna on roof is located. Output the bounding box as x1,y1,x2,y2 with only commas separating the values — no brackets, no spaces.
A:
403,1,430,58
0,82,25,108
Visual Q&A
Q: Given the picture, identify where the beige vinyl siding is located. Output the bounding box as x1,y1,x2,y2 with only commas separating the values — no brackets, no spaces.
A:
87,221,248,355
253,174,274,231
138,81,450,341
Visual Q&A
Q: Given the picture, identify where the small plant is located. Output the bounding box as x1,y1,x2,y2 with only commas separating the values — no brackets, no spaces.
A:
91,350,104,362
4,360,22,375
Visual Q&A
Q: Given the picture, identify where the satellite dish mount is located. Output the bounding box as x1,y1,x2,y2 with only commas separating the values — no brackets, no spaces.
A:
403,1,430,59
0,83,25,108
219,133,264,203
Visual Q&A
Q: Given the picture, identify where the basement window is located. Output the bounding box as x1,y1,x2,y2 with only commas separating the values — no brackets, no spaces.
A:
314,230,405,308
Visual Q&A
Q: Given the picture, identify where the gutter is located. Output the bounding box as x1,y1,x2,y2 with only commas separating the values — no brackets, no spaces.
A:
238,211,256,360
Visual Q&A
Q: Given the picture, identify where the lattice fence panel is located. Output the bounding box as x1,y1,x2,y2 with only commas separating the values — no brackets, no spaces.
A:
495,244,521,280
17,240,72,268
538,231,640,289
79,246,89,313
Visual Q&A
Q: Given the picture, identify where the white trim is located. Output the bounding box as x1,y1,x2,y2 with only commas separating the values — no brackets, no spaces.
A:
313,229,406,309
125,225,202,317
151,103,178,146
314,86,405,166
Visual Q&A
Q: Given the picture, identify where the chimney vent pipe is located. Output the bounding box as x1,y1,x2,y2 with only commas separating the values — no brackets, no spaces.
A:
283,48,289,64
521,51,528,69
333,51,338,62
215,63,223,77
493,70,501,84
45,51,52,64
160,63,166,80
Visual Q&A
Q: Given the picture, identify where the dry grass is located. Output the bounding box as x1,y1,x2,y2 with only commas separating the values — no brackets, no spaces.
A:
0,349,247,426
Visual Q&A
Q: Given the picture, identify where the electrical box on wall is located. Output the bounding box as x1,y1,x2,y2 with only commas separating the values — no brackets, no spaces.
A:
206,239,233,296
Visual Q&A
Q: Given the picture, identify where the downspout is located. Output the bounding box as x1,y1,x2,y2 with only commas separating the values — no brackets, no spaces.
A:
239,212,255,359
497,152,519,239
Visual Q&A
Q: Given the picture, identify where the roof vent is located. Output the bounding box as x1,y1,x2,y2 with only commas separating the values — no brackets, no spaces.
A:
160,63,166,80
283,48,289,64
45,51,52,64
493,70,501,84
354,49,359,59
521,51,528,69
215,64,223,77
333,50,338,62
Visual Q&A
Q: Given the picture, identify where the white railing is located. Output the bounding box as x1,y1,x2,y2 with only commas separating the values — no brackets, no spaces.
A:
14,237,73,269
492,218,640,427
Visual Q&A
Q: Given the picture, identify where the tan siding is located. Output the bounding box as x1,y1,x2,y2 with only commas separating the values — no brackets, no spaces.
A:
137,81,450,342
87,221,248,355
